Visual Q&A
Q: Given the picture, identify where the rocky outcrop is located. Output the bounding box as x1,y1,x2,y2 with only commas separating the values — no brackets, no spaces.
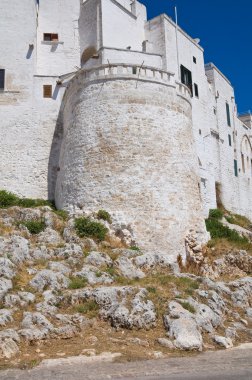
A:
0,206,251,361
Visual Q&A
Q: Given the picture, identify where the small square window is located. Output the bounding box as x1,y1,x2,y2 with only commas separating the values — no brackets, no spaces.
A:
43,33,59,42
194,83,199,98
43,85,52,98
0,69,5,90
193,56,197,64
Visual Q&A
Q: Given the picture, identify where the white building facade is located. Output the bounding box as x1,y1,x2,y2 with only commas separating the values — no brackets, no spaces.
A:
0,0,251,256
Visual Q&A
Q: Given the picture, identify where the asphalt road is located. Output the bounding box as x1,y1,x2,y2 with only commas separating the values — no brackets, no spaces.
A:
1,345,252,380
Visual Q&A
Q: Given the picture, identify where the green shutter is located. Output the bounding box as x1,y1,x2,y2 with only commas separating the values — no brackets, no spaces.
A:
226,103,231,126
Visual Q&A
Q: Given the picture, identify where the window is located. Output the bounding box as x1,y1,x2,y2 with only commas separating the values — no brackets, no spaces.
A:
180,65,192,94
43,33,58,42
228,134,232,146
199,129,202,135
226,102,231,126
43,85,52,98
132,66,137,75
0,69,5,90
234,159,238,177
241,153,245,173
193,56,197,64
194,83,199,98
213,107,216,115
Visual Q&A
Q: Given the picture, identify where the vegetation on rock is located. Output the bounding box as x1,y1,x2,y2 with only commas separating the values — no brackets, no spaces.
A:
74,217,108,241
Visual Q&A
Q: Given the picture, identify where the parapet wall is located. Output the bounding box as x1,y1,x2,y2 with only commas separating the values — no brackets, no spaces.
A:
55,63,208,258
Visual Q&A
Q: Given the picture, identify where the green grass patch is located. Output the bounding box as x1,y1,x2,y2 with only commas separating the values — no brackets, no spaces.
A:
20,219,46,234
179,301,196,314
75,301,99,318
105,267,117,277
74,217,108,241
0,189,53,209
205,217,249,244
97,209,112,224
68,277,87,289
208,208,223,220
53,209,68,220
130,246,140,251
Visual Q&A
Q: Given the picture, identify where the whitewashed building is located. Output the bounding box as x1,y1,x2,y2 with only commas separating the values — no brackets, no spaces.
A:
0,0,251,257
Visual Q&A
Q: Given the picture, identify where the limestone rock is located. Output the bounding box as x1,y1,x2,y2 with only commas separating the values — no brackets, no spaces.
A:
38,228,62,245
1,236,30,264
74,265,113,285
156,337,174,349
48,261,71,275
0,257,16,279
0,309,13,327
115,257,145,279
29,269,70,292
0,278,12,301
111,248,143,258
84,251,113,268
164,301,203,351
213,335,233,349
55,243,83,259
229,277,252,308
134,252,176,271
30,246,51,261
0,338,19,359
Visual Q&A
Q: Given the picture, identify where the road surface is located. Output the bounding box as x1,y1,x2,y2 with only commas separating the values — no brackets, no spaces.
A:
1,344,252,380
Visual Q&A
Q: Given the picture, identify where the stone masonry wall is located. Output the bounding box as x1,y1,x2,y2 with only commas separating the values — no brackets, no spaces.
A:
55,67,208,258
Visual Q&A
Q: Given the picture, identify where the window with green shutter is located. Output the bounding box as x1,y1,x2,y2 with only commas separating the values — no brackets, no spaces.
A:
234,159,238,177
226,102,231,126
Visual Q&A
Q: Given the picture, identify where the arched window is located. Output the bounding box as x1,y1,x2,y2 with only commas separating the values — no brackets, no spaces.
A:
81,46,97,66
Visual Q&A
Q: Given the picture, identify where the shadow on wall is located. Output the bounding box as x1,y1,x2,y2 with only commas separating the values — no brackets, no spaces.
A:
47,95,65,201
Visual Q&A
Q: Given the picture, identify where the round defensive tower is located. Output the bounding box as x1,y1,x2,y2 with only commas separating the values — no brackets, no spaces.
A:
55,64,208,259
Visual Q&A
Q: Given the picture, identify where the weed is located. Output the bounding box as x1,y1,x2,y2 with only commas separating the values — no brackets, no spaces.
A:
95,271,103,278
205,217,249,243
19,219,46,235
105,267,116,277
130,246,140,251
53,209,69,220
97,210,112,224
179,301,196,314
209,209,223,220
75,300,99,318
0,189,53,209
68,277,87,289
146,287,156,294
75,217,108,241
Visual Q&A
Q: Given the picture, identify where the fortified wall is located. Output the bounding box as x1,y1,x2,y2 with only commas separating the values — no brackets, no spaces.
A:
0,0,251,258
55,63,208,255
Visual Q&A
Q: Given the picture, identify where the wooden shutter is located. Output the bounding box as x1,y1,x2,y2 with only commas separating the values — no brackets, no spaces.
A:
43,85,52,98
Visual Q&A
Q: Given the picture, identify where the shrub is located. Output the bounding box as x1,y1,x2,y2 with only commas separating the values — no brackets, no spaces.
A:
53,209,68,220
0,190,20,208
97,209,112,224
205,217,248,243
20,219,46,234
68,277,87,289
74,217,108,241
209,209,223,220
